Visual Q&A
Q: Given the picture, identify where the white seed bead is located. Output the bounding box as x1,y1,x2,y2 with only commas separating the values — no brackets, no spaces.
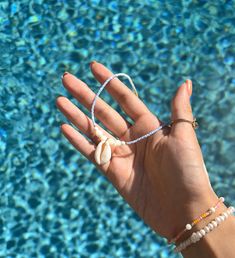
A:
95,127,101,133
95,130,103,137
220,197,225,202
97,132,104,138
209,207,216,213
115,140,121,146
121,141,126,145
204,226,210,233
200,229,206,236
106,138,115,145
215,217,221,224
94,127,100,133
212,221,217,227
100,135,108,141
208,223,214,230
186,224,192,230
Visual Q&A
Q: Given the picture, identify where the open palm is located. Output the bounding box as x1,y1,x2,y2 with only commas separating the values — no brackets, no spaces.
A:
57,61,218,241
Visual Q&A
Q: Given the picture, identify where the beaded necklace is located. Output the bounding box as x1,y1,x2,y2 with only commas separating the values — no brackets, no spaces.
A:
91,73,168,165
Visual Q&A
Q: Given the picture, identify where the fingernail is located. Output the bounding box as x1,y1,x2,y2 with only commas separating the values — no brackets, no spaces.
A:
61,72,69,79
186,79,192,96
90,60,97,67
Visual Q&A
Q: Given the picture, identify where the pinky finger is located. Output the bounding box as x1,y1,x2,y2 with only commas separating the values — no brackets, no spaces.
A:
61,123,96,162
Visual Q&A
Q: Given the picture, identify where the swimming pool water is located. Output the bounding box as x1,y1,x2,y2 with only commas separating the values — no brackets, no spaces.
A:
1,0,235,257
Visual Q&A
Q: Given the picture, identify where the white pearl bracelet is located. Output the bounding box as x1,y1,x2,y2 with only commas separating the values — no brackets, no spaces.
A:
174,206,235,253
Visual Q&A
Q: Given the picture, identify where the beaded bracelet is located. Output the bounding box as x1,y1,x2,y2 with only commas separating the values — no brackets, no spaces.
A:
168,197,225,244
174,206,235,253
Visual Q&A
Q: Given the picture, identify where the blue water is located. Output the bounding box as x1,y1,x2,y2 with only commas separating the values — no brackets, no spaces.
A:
1,0,235,257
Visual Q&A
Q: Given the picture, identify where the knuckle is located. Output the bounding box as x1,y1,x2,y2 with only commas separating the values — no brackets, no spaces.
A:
117,92,129,103
183,104,192,114
95,107,110,121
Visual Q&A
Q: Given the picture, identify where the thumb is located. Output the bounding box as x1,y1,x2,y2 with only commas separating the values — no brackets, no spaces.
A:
170,80,194,136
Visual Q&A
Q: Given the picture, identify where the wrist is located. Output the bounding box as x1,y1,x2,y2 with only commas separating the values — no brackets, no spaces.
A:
181,206,235,258
166,188,219,243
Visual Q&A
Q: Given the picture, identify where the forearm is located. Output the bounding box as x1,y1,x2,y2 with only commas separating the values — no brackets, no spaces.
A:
181,202,235,258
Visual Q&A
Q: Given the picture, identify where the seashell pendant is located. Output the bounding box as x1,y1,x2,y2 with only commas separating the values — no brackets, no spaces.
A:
94,140,112,165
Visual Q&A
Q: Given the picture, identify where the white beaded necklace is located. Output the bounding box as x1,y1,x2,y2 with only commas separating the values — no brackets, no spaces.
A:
91,73,168,165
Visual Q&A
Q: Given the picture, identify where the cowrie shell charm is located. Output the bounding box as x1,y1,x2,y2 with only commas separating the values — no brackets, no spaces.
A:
94,140,112,165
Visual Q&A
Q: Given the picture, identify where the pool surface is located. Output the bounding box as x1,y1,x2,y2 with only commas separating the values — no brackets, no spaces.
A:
1,0,235,257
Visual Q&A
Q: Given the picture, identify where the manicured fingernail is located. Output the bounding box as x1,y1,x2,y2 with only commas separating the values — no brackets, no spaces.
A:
61,72,69,79
90,60,97,67
186,79,192,96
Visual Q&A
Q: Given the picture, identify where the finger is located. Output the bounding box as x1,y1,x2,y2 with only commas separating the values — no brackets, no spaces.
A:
171,80,195,137
61,72,130,138
56,96,113,143
61,123,96,162
90,61,155,122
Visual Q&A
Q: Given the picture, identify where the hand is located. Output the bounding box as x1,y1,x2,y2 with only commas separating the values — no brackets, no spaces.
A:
56,61,218,240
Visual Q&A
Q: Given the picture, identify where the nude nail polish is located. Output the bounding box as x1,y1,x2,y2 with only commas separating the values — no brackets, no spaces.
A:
186,79,192,96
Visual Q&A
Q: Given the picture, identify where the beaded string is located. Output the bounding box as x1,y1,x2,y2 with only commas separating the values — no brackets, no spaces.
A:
174,206,235,253
168,197,225,244
90,73,197,165
91,73,169,145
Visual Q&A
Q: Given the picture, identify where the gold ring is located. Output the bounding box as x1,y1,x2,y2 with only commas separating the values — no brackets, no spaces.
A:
169,118,198,129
